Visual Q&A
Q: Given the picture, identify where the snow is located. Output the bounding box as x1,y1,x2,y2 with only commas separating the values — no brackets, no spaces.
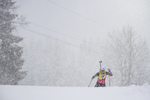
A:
0,85,150,100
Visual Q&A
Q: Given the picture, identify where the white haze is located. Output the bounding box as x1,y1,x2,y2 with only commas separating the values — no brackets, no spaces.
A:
14,0,150,86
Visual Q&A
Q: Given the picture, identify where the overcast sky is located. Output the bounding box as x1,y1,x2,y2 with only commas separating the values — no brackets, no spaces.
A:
16,0,150,46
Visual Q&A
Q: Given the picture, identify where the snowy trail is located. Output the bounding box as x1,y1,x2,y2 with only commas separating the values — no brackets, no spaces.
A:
0,85,150,100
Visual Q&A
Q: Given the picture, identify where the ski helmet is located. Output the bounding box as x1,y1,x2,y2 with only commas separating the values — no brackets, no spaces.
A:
101,66,105,70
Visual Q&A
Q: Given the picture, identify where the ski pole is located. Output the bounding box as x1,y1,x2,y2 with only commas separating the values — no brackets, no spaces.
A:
88,79,93,87
109,75,110,87
108,68,111,87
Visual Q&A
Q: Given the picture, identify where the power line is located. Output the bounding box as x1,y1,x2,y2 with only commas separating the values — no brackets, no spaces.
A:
30,22,102,50
47,0,107,28
23,28,101,55
31,22,83,42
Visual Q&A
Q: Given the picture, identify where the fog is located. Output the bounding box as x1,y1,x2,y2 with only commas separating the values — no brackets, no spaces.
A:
14,0,150,86
16,0,150,43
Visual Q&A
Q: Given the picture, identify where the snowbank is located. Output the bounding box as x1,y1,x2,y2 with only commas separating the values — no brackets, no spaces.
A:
0,85,150,100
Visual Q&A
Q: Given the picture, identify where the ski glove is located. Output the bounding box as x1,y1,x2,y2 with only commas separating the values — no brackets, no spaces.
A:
92,76,95,79
108,68,111,72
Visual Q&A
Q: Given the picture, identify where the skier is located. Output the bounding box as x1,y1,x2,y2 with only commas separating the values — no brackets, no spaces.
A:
92,66,113,87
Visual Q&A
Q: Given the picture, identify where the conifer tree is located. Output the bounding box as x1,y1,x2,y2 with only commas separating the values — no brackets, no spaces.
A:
0,0,26,85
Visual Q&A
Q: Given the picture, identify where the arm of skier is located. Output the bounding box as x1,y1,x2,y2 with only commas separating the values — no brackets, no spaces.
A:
92,72,99,79
107,68,113,76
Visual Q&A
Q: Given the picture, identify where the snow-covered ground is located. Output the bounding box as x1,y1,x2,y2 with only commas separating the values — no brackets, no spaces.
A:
0,84,150,100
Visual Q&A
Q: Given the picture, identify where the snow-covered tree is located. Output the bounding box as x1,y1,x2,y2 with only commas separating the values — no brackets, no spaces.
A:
0,0,26,85
102,27,150,86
